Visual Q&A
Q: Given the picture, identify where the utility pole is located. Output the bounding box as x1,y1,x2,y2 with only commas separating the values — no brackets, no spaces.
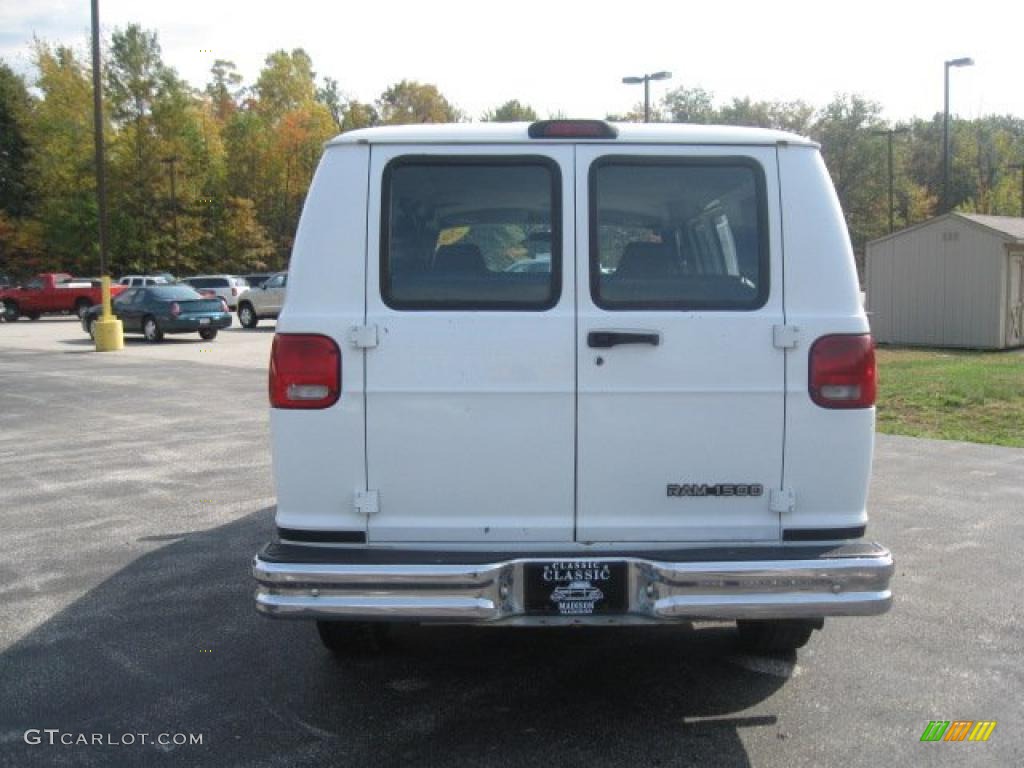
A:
872,127,910,233
162,155,180,274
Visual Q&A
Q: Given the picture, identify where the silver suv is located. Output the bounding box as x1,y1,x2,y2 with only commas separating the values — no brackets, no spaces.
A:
236,272,287,328
181,275,249,309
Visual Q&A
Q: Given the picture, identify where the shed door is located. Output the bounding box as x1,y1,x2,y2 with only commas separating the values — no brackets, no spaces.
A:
1008,253,1024,347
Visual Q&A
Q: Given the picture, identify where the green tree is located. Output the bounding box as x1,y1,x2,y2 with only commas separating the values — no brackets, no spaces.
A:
0,61,33,218
661,86,716,124
811,94,888,252
377,80,462,125
719,97,815,134
206,59,243,123
317,76,344,130
482,99,537,122
341,100,378,131
256,49,316,118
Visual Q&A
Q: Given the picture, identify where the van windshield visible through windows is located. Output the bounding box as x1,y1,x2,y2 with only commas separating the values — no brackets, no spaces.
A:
591,158,769,310
383,158,560,310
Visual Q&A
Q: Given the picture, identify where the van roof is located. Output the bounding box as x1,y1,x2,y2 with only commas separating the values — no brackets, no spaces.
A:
329,122,818,148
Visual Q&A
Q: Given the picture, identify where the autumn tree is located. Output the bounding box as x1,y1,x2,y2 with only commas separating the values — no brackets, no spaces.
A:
25,43,98,274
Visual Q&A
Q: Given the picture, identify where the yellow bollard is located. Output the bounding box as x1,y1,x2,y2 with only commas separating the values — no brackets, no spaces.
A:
93,275,124,352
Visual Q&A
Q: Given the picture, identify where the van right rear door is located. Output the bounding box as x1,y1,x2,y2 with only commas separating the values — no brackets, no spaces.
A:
574,145,786,542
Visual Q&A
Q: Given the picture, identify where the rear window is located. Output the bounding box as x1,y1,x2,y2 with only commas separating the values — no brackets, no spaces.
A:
590,158,768,310
187,277,227,289
382,157,560,310
149,286,203,300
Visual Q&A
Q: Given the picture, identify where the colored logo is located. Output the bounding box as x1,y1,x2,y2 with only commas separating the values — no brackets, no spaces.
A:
920,721,996,742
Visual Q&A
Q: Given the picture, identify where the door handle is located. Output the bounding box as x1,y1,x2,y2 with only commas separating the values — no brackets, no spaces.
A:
587,331,661,348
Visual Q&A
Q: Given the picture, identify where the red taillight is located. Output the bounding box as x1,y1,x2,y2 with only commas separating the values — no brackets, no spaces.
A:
269,334,341,409
809,334,876,409
232,287,239,296
528,120,619,139
169,302,181,317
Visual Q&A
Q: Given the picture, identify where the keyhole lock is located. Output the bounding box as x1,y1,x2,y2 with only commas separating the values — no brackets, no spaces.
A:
595,356,605,366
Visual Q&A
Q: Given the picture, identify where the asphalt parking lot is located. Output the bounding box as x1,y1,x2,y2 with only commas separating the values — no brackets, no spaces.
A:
1,317,1022,767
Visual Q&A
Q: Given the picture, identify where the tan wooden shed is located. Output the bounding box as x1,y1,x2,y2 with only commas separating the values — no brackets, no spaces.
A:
865,213,1024,349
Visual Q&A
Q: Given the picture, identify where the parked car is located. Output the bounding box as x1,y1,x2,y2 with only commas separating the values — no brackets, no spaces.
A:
236,272,287,328
180,275,249,309
118,275,172,287
252,120,893,657
243,273,274,289
82,284,231,342
1,272,126,321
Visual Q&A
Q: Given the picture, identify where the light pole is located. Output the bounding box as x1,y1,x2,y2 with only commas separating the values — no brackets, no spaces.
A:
1010,164,1024,219
943,57,974,213
622,71,672,123
161,155,180,274
90,0,108,277
872,127,910,233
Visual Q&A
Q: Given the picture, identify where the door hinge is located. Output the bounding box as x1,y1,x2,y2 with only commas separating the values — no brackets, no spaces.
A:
769,488,796,513
773,324,800,349
349,324,378,349
354,490,379,516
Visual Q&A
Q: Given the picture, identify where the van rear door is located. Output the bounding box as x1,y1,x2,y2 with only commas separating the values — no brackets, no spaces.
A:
365,146,575,543
575,146,785,542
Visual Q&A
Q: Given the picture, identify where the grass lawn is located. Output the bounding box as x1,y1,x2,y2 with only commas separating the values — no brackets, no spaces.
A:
875,347,1024,447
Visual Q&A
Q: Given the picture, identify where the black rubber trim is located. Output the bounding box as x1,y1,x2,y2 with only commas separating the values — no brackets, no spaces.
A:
258,540,887,566
782,526,866,542
277,528,367,544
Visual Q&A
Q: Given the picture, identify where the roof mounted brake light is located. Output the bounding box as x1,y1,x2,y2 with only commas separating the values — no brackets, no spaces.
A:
528,120,619,140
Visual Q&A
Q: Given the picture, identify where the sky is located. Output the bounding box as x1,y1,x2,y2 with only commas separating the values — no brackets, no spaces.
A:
1,0,1022,124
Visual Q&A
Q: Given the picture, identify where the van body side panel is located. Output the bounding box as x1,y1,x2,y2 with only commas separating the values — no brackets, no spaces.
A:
365,145,576,543
575,145,785,542
272,146,369,533
779,146,873,534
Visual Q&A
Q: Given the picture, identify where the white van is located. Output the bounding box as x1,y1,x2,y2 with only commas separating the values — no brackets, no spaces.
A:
253,121,892,655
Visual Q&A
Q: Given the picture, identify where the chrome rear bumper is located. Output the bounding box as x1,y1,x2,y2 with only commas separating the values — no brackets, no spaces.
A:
253,541,893,625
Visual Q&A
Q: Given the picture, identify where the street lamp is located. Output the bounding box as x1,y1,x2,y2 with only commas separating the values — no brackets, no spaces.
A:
872,127,910,233
622,71,672,123
1010,164,1024,219
943,57,974,213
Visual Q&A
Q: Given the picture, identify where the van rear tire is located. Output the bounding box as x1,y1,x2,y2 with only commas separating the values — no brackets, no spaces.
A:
316,621,390,656
736,619,822,652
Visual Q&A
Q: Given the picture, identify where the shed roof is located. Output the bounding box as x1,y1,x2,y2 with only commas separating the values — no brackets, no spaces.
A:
866,212,1024,247
958,214,1024,240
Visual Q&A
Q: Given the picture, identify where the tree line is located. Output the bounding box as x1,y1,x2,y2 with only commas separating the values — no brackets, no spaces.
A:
1,24,1022,280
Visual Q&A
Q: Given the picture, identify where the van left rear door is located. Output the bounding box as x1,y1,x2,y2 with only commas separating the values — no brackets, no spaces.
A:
365,146,576,543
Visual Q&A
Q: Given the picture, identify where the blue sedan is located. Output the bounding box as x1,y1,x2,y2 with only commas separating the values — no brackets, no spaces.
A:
82,284,233,342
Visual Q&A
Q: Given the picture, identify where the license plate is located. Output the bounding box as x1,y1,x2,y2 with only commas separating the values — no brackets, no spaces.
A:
199,318,211,325
523,560,627,616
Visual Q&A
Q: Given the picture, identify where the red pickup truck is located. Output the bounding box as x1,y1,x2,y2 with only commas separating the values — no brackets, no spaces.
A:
1,273,126,321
